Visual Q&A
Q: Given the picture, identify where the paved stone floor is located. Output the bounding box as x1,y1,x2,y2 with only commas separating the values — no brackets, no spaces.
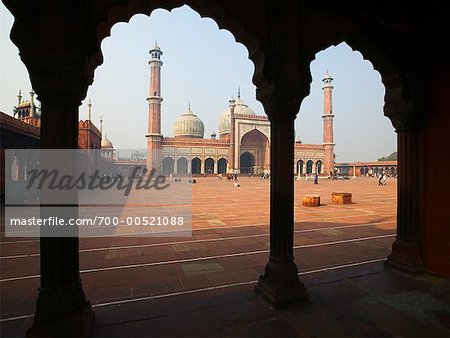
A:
1,176,450,337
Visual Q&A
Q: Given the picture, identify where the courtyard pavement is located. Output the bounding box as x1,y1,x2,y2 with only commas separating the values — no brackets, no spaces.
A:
1,176,449,337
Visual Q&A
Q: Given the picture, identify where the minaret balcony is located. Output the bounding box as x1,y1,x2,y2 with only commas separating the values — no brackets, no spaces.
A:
147,96,163,101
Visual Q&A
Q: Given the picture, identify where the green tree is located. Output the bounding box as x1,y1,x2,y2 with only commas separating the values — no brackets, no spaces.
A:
378,151,397,161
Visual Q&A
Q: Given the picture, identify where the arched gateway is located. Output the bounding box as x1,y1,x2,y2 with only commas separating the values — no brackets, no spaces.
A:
239,129,269,174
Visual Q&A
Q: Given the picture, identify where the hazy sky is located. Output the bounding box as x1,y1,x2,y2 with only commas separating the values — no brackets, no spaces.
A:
0,4,396,162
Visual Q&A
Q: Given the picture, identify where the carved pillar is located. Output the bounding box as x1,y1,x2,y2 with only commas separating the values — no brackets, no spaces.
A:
255,87,309,307
36,104,94,334
28,91,94,336
385,105,424,273
18,53,96,336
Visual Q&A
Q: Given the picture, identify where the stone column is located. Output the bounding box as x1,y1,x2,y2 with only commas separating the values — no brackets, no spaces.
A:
235,132,241,174
28,92,94,336
255,87,309,307
385,106,424,273
200,159,205,174
213,159,218,174
174,157,178,174
265,144,270,171
188,157,192,175
9,32,97,333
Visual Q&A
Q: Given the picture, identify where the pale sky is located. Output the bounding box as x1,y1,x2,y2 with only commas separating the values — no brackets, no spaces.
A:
0,4,396,162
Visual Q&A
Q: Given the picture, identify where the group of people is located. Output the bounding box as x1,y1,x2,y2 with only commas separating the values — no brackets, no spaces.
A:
169,177,197,184
216,173,241,187
302,173,319,184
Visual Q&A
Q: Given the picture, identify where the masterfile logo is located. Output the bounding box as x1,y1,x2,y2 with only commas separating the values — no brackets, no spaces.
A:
26,167,169,197
4,149,192,238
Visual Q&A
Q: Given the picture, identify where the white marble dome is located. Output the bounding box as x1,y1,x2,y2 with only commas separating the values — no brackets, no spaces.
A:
173,107,204,138
101,135,113,148
218,97,256,136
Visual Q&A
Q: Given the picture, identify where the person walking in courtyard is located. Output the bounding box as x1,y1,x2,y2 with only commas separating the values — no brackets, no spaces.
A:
381,173,387,185
314,173,318,184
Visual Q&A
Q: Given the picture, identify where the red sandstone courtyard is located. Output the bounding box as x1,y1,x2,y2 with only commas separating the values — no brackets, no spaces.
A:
1,176,449,336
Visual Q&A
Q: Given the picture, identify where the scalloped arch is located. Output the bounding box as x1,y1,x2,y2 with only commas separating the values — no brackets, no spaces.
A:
91,0,267,89
309,32,408,128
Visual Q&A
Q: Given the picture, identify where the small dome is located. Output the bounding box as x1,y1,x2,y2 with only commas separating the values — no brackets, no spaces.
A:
323,71,333,81
173,107,204,138
233,97,256,116
218,96,256,136
101,135,114,148
218,109,231,136
150,41,161,52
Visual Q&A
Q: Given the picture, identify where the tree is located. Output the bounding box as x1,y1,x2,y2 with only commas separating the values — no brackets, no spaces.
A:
378,151,397,161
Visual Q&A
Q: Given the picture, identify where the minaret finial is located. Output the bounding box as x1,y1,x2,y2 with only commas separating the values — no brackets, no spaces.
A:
100,115,103,137
238,86,241,98
188,101,191,110
17,90,22,105
29,90,35,118
88,98,92,121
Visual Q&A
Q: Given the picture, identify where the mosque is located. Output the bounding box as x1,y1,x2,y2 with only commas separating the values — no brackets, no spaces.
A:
145,42,335,176
3,43,398,182
0,42,335,182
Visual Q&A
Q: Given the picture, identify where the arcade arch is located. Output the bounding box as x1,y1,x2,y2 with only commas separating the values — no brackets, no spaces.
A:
191,157,201,174
217,158,227,174
177,157,188,174
204,157,214,174
306,160,314,174
162,156,174,174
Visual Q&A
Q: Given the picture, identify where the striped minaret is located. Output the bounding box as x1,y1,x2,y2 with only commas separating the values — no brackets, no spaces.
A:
146,42,163,173
322,71,335,174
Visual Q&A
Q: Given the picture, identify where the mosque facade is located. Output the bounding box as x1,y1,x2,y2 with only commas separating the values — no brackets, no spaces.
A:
146,43,335,176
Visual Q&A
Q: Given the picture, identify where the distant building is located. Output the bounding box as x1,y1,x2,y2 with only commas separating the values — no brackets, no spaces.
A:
335,161,397,177
1,92,103,199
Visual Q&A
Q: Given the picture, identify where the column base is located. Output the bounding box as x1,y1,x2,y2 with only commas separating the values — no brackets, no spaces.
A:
27,281,94,337
255,258,309,308
385,238,423,274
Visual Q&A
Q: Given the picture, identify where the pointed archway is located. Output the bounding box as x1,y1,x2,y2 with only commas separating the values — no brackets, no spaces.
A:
239,129,269,174
204,158,214,174
217,158,227,174
191,157,201,174
177,157,188,174
162,157,174,175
